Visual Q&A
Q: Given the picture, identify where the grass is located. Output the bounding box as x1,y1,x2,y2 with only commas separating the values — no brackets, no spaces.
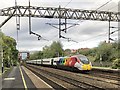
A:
92,66,112,69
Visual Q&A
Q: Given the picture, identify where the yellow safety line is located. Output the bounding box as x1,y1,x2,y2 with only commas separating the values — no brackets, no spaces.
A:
19,66,28,90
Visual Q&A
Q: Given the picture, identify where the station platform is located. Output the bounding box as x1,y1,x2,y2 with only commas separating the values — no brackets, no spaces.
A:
1,65,52,90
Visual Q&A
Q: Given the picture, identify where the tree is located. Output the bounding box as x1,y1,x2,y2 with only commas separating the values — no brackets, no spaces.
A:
0,32,18,67
29,41,64,59
50,41,63,57
95,41,113,61
30,51,39,60
64,49,71,56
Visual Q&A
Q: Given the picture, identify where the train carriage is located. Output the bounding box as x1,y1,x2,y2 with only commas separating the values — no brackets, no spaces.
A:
26,54,92,71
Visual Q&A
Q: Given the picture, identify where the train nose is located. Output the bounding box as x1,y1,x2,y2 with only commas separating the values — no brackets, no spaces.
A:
82,64,92,70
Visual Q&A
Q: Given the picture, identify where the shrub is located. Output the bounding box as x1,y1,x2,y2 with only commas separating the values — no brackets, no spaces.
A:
112,59,120,69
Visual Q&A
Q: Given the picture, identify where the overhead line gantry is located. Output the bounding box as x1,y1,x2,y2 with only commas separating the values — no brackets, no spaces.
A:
0,6,119,22
0,5,119,42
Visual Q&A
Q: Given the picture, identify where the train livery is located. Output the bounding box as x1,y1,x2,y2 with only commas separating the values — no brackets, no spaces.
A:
26,54,92,71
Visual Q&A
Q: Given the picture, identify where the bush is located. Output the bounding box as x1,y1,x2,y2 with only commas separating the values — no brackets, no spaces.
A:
13,60,17,66
112,59,120,69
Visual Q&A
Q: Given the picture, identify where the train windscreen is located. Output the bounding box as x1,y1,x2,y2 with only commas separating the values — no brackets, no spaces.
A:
78,56,89,64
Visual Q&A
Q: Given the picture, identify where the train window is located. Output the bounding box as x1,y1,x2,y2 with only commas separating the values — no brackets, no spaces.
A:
43,61,50,63
78,56,89,64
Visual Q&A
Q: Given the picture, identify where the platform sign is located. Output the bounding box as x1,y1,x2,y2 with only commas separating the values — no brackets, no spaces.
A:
18,52,30,60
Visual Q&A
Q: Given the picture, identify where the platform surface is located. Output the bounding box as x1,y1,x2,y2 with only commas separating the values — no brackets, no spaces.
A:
2,66,36,89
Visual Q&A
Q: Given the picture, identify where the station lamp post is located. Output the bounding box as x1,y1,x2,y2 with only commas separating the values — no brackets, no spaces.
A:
0,28,3,73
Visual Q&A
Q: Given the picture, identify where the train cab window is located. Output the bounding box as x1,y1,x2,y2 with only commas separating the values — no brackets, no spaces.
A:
78,56,89,64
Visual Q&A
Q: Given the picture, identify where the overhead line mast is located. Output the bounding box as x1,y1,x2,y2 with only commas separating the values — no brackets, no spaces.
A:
15,0,20,51
29,0,31,34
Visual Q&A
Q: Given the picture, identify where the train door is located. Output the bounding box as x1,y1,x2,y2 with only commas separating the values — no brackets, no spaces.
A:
41,59,43,64
51,59,54,65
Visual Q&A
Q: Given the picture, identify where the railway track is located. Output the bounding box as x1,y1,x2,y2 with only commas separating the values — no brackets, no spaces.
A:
43,64,120,82
27,64,119,89
88,71,120,82
29,63,120,82
26,65,104,90
25,65,67,90
76,73,119,86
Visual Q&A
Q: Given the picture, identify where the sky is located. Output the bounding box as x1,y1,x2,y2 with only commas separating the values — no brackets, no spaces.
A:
0,0,119,52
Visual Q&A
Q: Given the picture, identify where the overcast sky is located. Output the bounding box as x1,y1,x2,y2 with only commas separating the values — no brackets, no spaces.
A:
0,0,119,52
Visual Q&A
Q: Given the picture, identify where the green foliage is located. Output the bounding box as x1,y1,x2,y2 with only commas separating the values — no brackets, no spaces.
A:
87,56,95,62
96,42,113,61
30,41,63,59
76,41,119,68
30,51,41,60
112,59,120,69
0,32,18,67
94,41,118,62
29,40,119,68
50,41,63,57
64,49,71,56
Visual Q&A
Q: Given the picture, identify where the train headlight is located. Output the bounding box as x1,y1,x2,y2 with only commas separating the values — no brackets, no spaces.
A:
90,62,92,67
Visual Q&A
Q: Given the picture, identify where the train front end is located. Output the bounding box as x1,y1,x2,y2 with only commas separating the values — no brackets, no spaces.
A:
81,63,92,71
74,55,92,71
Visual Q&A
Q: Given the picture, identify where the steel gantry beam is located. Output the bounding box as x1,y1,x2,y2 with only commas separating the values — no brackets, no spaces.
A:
0,6,120,22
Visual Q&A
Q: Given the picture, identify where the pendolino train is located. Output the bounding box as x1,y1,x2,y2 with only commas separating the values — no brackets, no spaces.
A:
26,54,92,71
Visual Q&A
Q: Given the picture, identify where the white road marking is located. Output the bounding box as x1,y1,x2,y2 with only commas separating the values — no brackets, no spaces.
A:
19,66,28,90
4,78,15,81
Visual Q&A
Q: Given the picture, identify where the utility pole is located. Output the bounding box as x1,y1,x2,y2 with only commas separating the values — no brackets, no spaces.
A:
108,13,111,43
108,20,110,43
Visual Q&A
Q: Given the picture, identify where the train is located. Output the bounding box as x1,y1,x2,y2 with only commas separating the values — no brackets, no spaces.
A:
26,54,92,71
